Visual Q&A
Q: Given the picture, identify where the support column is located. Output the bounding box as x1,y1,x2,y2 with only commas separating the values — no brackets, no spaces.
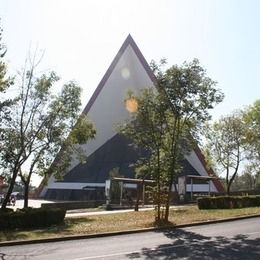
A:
120,181,123,206
142,184,145,207
191,178,193,201
105,179,111,206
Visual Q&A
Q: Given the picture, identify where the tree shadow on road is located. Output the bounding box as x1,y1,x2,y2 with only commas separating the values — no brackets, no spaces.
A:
127,228,260,259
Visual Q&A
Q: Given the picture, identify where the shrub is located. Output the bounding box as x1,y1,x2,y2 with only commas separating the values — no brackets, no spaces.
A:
197,195,260,209
0,207,66,230
0,208,14,214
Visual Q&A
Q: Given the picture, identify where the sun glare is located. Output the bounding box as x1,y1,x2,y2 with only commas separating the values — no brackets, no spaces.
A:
121,67,130,80
125,97,138,113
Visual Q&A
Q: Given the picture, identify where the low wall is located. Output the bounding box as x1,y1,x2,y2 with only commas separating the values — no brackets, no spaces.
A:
41,200,105,210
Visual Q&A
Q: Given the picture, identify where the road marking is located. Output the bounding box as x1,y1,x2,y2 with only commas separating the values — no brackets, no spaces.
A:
72,244,184,260
244,231,260,235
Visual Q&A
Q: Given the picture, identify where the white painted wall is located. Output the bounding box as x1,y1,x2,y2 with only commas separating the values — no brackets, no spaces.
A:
47,181,213,193
172,183,215,192
186,184,212,192
77,45,154,165
47,182,105,190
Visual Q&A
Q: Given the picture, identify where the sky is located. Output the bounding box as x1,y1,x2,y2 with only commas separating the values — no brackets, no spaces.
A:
1,0,259,121
0,0,259,185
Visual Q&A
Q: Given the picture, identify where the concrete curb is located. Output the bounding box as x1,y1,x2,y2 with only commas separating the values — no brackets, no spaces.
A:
0,214,259,247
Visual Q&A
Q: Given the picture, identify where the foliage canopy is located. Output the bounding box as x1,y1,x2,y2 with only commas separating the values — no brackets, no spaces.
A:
120,59,224,222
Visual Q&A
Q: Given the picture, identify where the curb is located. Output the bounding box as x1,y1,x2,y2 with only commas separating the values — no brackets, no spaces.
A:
0,214,259,247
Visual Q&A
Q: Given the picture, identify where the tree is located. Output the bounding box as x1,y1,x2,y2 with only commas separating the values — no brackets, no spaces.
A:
243,100,260,174
205,112,246,194
121,89,172,221
121,59,224,222
0,23,15,204
1,58,96,209
0,23,14,125
231,169,257,191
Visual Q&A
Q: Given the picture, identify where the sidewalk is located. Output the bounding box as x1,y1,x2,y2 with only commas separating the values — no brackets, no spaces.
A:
65,205,192,218
66,206,153,218
9,199,195,218
11,199,155,215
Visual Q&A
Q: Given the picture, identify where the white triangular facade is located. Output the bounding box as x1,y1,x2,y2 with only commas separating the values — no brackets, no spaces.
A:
40,35,223,199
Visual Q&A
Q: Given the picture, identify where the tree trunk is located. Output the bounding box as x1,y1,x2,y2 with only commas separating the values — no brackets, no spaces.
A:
156,184,161,221
165,117,180,222
165,159,177,221
134,184,140,211
165,184,172,222
226,167,230,195
1,170,18,209
227,182,231,195
23,180,29,208
156,147,161,222
23,171,33,208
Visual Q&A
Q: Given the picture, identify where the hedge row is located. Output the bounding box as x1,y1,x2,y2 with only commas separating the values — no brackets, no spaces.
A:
0,207,66,230
197,196,260,209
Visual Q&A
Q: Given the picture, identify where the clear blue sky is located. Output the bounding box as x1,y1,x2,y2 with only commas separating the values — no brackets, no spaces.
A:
1,0,259,120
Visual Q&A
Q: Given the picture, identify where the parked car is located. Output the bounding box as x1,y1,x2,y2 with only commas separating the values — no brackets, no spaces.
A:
11,192,24,200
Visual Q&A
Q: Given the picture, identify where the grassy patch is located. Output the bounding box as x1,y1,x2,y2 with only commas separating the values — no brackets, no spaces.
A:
0,206,260,242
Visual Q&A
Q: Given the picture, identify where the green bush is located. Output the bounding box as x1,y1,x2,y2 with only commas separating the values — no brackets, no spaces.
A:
197,195,260,209
0,208,14,214
0,207,66,230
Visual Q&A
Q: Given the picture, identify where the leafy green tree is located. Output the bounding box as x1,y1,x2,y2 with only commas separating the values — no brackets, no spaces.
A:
122,89,171,221
231,168,257,191
154,59,224,220
0,24,14,125
243,100,260,173
205,112,246,194
1,59,96,208
121,59,223,222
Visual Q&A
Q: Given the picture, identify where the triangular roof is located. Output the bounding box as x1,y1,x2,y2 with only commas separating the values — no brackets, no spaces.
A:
40,34,224,197
83,34,156,114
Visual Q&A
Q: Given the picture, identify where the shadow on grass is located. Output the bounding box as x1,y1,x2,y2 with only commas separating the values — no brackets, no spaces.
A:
127,228,260,259
33,217,95,235
64,217,94,226
0,231,28,242
171,208,189,213
152,220,176,228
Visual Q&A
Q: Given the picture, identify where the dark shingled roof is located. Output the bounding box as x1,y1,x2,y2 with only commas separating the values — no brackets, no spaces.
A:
60,134,200,183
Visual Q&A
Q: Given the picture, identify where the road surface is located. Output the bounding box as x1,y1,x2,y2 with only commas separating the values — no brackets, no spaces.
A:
0,217,259,259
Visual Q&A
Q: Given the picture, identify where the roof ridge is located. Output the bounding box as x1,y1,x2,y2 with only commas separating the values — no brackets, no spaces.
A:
83,34,156,114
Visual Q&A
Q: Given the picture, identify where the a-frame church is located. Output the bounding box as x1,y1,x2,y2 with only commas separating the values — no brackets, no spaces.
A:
40,35,224,201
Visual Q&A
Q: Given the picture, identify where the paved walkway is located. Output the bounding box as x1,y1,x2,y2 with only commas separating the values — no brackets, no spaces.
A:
9,199,152,215
65,207,155,218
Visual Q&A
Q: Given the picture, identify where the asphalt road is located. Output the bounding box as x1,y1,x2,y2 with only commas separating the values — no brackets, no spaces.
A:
0,217,259,259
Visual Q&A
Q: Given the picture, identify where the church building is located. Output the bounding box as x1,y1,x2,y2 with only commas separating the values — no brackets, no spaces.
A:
40,35,224,201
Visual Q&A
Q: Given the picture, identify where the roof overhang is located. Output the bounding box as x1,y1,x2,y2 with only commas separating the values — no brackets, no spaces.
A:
111,177,155,184
185,175,217,180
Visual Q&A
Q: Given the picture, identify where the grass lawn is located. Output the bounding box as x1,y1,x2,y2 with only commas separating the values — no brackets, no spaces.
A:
1,205,260,242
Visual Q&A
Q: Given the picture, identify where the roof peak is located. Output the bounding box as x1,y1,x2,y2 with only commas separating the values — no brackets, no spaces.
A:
83,34,156,114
